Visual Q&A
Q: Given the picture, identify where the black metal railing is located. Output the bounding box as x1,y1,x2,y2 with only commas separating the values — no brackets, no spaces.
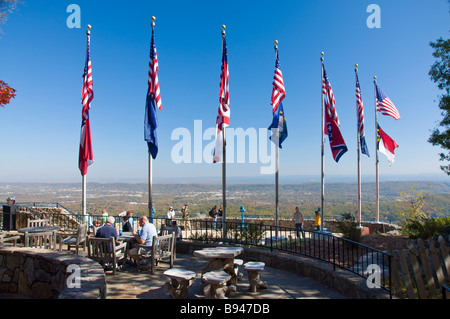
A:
152,217,392,296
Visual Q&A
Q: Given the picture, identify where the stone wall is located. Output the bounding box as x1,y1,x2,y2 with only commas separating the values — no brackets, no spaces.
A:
0,246,106,299
176,241,391,299
15,207,80,230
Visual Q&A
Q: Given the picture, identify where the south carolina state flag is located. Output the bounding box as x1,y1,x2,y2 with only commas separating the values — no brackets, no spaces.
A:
377,124,399,165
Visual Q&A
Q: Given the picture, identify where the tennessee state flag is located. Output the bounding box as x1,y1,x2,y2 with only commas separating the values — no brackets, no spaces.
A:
325,107,348,163
322,63,348,162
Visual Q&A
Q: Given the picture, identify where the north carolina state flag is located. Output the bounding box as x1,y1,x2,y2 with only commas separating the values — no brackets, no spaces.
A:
377,124,399,165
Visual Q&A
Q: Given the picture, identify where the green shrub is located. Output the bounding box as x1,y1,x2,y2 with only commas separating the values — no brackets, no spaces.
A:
335,212,362,243
401,216,450,239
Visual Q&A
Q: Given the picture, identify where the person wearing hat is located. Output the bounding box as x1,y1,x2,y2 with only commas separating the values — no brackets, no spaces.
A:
166,206,175,226
181,204,190,230
95,215,119,244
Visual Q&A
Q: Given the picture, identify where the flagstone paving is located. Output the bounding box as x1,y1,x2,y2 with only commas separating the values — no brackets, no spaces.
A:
104,253,347,299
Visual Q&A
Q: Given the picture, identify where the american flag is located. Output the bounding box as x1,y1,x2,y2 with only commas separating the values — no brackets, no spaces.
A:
322,64,340,130
78,32,94,176
148,25,162,111
213,33,230,163
145,24,161,159
356,72,370,157
271,50,285,115
375,84,400,120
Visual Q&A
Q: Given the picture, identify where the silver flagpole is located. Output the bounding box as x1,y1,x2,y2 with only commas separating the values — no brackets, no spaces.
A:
148,16,156,220
320,52,325,232
148,153,153,220
221,25,227,240
82,175,86,216
81,24,91,219
374,76,380,223
274,41,279,239
355,65,362,228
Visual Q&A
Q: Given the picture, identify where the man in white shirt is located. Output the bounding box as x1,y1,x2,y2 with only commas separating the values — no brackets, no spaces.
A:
128,216,158,261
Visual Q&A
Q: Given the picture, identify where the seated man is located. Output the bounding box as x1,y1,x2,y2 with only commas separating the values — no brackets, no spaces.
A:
122,211,134,232
96,216,119,244
128,216,158,261
95,216,120,268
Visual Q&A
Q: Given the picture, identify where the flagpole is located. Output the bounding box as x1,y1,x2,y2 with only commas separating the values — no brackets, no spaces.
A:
274,41,280,238
374,76,380,223
221,25,227,240
149,153,153,220
148,16,156,220
355,65,362,228
82,175,86,216
81,24,91,219
320,52,325,232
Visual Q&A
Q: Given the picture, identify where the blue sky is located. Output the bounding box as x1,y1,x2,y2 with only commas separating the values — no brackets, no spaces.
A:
0,0,449,183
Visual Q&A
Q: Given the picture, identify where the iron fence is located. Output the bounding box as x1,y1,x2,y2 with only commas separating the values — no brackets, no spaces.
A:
154,217,392,296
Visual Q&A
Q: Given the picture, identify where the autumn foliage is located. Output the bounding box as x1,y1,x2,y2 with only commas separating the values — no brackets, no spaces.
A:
0,80,16,107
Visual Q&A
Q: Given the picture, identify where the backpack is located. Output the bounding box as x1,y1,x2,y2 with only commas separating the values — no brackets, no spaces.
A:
209,209,215,217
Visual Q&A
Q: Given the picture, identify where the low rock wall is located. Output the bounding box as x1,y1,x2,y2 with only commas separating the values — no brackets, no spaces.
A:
177,241,391,299
0,246,106,299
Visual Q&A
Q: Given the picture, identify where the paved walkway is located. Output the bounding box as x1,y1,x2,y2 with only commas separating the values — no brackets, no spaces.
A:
104,253,347,299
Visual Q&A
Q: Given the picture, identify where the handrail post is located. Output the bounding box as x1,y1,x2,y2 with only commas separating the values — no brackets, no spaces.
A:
332,235,336,271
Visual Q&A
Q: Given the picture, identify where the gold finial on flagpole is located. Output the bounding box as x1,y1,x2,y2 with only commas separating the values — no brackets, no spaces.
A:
86,24,91,35
222,24,226,35
274,40,278,50
355,64,358,68
320,52,324,61
151,16,156,27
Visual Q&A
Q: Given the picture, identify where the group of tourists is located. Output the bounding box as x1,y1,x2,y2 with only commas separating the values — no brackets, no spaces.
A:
291,207,322,239
166,204,191,230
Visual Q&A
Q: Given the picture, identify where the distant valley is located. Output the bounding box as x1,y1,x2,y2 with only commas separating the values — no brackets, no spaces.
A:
0,181,449,223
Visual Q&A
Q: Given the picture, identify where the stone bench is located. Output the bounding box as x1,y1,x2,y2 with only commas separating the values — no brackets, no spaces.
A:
244,261,267,292
163,268,197,299
202,270,231,299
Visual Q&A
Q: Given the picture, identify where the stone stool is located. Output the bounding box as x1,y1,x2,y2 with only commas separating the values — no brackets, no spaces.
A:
231,258,244,284
163,268,197,299
244,261,267,293
202,270,231,299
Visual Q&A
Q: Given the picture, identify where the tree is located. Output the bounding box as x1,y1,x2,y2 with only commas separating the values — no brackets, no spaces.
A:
0,0,21,26
0,80,16,107
0,1,20,107
428,3,450,175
